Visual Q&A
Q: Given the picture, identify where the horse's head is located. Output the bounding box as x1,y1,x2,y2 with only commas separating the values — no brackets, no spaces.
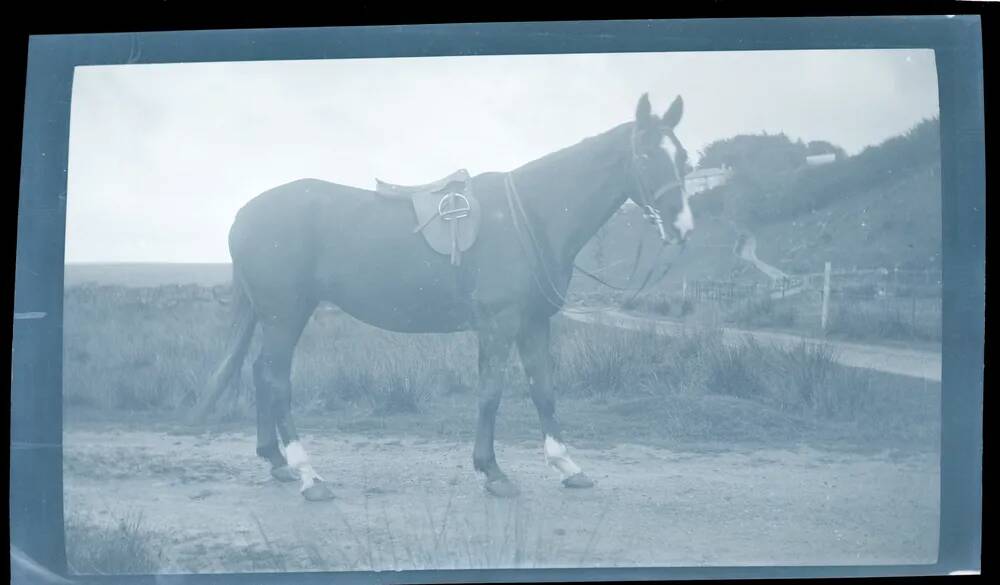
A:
628,93,693,245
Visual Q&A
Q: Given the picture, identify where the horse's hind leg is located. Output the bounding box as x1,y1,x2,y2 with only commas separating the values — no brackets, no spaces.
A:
473,309,520,497
253,299,334,501
516,316,593,489
254,362,297,483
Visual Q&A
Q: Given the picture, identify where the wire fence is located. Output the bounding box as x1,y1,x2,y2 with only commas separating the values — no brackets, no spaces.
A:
687,269,941,302
685,267,942,341
799,268,942,300
687,280,769,302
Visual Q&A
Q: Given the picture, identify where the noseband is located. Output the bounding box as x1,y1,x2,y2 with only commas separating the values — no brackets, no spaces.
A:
629,125,687,243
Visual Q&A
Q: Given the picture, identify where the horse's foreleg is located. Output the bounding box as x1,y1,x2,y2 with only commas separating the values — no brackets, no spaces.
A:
516,317,594,489
473,312,519,497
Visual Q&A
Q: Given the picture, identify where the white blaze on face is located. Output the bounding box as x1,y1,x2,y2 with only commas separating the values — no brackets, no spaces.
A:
543,435,582,479
673,193,694,239
285,440,324,492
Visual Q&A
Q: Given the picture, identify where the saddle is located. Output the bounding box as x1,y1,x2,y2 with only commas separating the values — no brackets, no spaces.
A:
375,169,481,265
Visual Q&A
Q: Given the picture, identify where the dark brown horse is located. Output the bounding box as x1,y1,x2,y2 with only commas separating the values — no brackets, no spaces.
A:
196,93,692,500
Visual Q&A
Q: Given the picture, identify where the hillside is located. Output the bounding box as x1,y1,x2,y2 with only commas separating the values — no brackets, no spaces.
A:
572,117,941,291
754,163,941,273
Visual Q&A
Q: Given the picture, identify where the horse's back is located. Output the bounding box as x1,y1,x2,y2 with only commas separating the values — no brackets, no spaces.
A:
234,178,369,226
228,179,372,297
230,178,388,255
228,177,481,332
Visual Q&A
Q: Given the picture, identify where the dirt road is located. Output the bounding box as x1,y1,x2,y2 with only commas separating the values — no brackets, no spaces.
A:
737,234,789,282
563,309,942,382
64,425,938,574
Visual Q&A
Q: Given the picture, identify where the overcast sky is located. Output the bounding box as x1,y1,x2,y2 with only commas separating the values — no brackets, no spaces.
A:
66,49,939,263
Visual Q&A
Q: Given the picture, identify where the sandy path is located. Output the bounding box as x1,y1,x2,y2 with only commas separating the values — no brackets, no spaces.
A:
563,309,941,382
737,235,808,300
64,426,939,574
738,234,790,282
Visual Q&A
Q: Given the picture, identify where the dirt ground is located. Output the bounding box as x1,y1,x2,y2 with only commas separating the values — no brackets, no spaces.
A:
64,424,940,574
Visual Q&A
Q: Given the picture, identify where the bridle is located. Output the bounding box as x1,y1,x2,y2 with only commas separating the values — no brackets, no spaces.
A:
503,122,690,311
628,123,688,244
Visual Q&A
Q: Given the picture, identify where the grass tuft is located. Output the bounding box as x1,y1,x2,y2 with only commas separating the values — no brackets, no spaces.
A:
65,512,162,575
828,302,940,342
726,296,797,329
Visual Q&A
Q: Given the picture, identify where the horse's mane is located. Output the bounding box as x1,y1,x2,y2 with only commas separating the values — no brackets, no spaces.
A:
512,121,633,176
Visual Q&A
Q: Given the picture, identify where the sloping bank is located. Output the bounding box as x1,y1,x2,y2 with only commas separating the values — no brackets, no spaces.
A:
562,308,941,383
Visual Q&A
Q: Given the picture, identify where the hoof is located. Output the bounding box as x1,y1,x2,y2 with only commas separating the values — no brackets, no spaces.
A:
562,472,595,489
302,481,336,502
270,465,300,483
485,477,520,498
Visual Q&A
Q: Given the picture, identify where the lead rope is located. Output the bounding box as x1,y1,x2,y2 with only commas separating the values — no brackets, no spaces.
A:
572,235,644,291
505,172,682,315
504,173,574,311
569,125,686,297
503,123,687,313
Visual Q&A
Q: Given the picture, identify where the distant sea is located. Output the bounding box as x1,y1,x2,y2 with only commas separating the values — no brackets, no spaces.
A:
64,263,232,287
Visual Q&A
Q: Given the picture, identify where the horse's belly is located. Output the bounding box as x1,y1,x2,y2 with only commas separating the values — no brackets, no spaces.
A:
317,264,477,334
333,294,475,334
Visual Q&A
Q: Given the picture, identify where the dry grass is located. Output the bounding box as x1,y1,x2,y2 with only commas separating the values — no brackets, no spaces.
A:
726,296,798,329
63,284,939,448
65,512,162,575
236,495,603,571
63,497,584,573
828,299,941,342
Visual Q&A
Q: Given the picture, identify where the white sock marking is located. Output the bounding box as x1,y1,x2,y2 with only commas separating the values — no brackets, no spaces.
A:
285,440,324,492
544,435,582,479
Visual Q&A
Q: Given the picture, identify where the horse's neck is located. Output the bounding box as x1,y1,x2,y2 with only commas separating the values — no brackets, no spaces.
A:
511,126,631,266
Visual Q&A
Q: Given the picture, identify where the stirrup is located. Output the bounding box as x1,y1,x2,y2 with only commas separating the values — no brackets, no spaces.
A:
439,193,472,221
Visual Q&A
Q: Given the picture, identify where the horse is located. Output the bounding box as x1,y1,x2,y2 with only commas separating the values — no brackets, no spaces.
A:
195,93,693,501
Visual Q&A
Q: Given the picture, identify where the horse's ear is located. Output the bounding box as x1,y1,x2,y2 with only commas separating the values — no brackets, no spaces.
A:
661,95,684,129
635,93,654,127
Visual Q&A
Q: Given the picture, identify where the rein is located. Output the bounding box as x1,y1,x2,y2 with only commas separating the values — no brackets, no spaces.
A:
504,172,577,311
501,122,688,313
572,235,686,305
570,124,688,299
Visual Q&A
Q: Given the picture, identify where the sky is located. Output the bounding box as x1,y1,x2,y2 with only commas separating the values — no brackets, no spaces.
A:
66,49,939,263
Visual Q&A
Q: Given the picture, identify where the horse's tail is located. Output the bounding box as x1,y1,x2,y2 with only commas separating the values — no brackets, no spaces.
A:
189,265,257,425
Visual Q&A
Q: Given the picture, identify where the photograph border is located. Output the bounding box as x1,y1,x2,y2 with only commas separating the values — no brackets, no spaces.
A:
12,15,984,583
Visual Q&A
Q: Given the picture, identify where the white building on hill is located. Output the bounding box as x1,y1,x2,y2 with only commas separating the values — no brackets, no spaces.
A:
806,153,837,166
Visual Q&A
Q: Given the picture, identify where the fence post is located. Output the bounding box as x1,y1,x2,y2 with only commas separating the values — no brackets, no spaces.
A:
821,261,832,331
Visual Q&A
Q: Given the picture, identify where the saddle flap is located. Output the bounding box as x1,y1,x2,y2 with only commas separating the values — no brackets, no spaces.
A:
411,190,481,255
